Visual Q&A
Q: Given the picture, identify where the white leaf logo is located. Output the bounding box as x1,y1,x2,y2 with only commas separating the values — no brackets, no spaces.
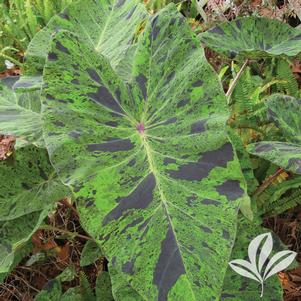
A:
229,232,296,297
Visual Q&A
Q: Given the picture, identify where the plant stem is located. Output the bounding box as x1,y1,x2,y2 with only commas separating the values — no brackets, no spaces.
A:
253,168,285,196
59,198,78,216
39,225,92,241
226,59,249,101
260,281,264,298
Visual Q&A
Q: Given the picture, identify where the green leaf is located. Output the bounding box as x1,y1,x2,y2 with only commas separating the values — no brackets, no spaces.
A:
255,177,301,216
61,288,83,301
221,215,284,300
80,240,103,267
96,271,114,301
35,279,62,301
42,4,248,300
35,275,95,301
199,16,301,58
0,211,45,275
0,241,32,282
247,94,301,174
56,266,76,282
266,94,301,143
227,129,258,197
0,146,70,276
15,0,147,91
0,83,43,147
0,146,69,221
247,141,301,174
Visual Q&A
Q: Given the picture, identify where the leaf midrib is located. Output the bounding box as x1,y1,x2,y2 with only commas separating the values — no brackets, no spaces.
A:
140,133,197,300
95,0,117,52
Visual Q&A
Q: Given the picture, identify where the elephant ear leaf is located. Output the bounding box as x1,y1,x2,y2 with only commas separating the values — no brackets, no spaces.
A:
199,16,301,58
266,94,301,143
0,83,43,147
80,240,103,267
15,0,147,91
0,146,70,276
42,4,248,300
96,271,114,301
247,142,301,174
248,95,301,174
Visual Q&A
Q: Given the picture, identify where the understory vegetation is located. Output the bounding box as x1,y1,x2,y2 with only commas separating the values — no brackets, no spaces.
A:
1,0,301,300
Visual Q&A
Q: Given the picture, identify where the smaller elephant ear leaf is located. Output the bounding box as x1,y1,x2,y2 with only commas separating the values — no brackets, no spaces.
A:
0,83,43,148
247,142,301,174
15,0,148,92
80,240,103,267
0,146,70,221
96,271,114,301
199,17,301,58
0,210,46,275
248,94,301,174
266,94,301,143
42,3,249,300
0,146,70,276
35,279,62,301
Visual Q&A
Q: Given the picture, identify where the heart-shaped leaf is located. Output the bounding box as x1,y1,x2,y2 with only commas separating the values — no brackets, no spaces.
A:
80,240,103,267
247,142,301,174
0,146,70,275
248,94,301,174
15,0,147,92
0,83,43,147
0,146,69,221
41,4,248,300
96,271,114,301
199,17,301,58
266,94,301,144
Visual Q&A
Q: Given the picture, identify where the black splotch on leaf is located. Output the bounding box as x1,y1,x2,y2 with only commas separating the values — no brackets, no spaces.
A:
48,52,58,61
215,180,244,201
201,199,220,206
87,139,134,153
102,173,156,225
126,6,136,19
56,41,70,54
191,119,207,134
254,143,274,153
151,15,160,40
86,68,101,83
192,80,203,87
122,260,135,274
136,74,148,100
163,157,176,165
87,85,124,113
167,142,233,181
153,225,185,301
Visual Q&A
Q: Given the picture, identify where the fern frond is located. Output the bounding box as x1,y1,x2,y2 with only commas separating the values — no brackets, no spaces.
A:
275,58,299,97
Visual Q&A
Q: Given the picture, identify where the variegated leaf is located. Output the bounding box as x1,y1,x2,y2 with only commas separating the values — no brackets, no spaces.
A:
199,17,301,58
0,146,70,276
0,83,43,147
41,4,248,300
15,0,147,92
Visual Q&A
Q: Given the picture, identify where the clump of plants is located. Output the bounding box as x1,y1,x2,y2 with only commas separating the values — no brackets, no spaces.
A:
0,0,301,299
